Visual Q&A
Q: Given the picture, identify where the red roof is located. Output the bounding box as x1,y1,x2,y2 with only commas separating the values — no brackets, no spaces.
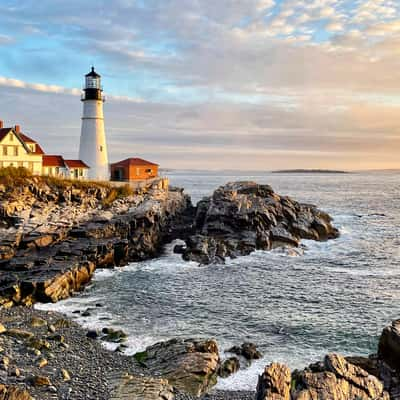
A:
111,158,158,167
18,133,45,155
64,160,90,169
43,155,65,167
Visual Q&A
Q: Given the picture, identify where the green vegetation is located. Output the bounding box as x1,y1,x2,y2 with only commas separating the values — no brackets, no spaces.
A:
133,351,148,367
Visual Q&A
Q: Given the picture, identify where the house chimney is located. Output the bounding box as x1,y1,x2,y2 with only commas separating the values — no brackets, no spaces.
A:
0,120,3,129
14,125,20,133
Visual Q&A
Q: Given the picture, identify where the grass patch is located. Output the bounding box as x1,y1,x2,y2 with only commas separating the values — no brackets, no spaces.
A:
133,351,148,367
0,166,32,186
101,185,134,208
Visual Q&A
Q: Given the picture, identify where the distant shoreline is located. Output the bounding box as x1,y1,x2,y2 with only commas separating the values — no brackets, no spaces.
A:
272,169,349,174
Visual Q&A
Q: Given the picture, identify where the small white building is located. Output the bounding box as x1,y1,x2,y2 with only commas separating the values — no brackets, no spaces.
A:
42,155,89,180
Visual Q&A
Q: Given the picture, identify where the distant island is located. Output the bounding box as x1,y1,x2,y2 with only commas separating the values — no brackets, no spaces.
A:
272,169,349,174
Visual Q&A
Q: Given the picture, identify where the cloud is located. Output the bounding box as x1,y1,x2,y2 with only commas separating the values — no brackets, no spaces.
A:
0,34,14,45
0,0,399,170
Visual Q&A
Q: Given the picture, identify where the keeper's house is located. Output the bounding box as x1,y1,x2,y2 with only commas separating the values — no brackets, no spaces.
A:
110,158,158,182
0,123,44,174
0,121,89,180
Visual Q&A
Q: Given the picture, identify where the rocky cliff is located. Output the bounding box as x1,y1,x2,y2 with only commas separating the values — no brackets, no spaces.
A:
178,181,339,264
0,176,192,306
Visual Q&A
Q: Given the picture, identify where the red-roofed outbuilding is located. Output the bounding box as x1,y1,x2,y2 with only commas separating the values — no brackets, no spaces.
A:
111,158,158,181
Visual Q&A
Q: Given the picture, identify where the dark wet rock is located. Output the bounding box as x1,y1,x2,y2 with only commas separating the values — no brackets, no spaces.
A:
86,330,99,339
182,181,339,264
173,244,186,255
139,338,220,397
378,319,400,371
227,342,262,361
218,357,240,378
101,328,127,343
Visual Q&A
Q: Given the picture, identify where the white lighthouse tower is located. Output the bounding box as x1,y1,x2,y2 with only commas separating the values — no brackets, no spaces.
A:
79,67,109,180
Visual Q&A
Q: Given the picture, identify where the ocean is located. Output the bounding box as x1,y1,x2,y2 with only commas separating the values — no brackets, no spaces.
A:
37,170,400,391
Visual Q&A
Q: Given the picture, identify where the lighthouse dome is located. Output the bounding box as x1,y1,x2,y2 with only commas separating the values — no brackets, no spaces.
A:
84,67,102,92
85,66,100,78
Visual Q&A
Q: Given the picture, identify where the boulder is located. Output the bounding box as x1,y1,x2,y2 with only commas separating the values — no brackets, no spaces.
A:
227,342,262,361
219,357,240,378
139,338,220,397
378,319,400,371
101,328,127,343
256,363,291,400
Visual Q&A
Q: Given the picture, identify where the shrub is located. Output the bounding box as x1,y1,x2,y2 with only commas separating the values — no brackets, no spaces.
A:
0,166,32,186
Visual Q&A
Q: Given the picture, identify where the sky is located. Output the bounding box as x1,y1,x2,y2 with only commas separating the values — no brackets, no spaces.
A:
0,0,399,171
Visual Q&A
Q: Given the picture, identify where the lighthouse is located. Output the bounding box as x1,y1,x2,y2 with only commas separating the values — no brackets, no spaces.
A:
79,67,109,180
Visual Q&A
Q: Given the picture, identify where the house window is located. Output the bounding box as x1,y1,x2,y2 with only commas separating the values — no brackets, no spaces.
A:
55,167,59,175
17,162,23,167
28,162,33,171
145,168,152,173
79,169,83,177
9,134,13,142
3,146,7,156
136,168,140,176
14,147,18,156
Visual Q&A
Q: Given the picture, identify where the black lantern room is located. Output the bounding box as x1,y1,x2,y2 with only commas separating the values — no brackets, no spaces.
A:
82,67,103,101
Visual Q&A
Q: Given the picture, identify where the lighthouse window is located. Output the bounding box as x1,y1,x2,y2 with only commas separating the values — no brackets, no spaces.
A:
100,146,103,152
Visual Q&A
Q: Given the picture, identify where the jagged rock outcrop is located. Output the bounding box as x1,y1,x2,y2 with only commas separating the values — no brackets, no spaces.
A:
180,181,339,264
256,363,291,400
292,354,389,400
255,354,390,400
135,338,220,397
110,373,174,400
0,178,192,306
